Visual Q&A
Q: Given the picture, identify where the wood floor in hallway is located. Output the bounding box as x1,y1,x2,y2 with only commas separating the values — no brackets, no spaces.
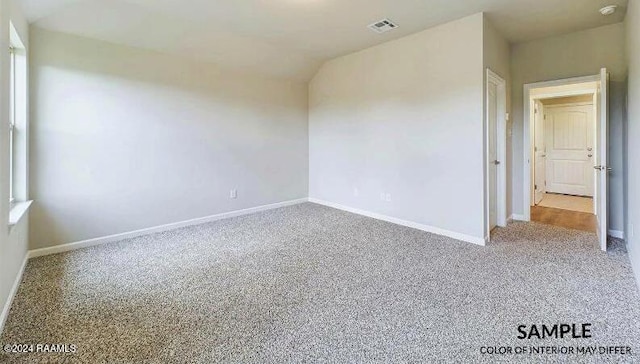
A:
531,205,597,233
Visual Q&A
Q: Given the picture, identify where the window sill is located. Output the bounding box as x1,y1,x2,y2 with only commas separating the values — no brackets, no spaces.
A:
9,200,32,227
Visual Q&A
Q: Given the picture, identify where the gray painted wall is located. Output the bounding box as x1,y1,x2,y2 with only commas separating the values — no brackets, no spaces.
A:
511,23,627,232
29,28,309,249
309,14,486,241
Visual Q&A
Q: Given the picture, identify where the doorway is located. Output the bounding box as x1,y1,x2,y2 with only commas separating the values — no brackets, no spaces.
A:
536,96,595,211
523,69,609,250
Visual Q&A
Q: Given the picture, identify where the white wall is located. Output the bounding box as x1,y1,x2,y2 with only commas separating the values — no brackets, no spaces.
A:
309,13,486,242
511,23,627,232
0,0,30,333
29,28,309,249
626,0,640,286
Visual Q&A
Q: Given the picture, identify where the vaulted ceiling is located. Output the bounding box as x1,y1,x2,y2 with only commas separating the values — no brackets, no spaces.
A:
20,0,628,81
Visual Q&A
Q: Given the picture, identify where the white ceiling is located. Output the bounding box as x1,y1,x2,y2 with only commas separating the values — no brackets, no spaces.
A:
21,0,628,81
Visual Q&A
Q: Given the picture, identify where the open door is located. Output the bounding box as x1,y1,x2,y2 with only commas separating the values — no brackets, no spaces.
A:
595,68,609,251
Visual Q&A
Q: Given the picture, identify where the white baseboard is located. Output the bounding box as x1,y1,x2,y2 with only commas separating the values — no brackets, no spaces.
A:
28,198,309,259
608,230,625,240
0,254,28,334
511,214,527,221
308,198,485,246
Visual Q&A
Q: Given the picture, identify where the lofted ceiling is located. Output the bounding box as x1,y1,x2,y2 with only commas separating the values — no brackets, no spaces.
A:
20,0,628,81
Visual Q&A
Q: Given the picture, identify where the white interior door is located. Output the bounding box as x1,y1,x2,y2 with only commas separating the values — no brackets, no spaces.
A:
595,68,609,251
545,104,594,197
533,101,546,204
488,82,498,230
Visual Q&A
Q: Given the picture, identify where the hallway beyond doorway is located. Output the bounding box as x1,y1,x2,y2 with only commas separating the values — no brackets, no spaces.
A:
538,193,594,213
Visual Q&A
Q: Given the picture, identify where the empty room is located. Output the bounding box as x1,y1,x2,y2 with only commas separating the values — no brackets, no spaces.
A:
1,0,640,362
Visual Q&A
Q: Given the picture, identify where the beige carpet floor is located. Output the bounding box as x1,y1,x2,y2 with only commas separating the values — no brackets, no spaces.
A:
538,193,594,213
1,203,639,363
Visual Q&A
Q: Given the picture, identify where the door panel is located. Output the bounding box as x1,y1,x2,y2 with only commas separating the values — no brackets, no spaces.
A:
545,104,594,197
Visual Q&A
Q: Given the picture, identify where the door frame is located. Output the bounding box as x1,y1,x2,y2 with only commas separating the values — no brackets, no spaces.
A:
485,69,507,240
522,74,600,221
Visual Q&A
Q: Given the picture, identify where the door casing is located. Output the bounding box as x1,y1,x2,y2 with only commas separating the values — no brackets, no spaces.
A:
523,74,599,220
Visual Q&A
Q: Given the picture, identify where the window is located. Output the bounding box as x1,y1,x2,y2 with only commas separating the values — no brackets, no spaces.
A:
8,22,30,227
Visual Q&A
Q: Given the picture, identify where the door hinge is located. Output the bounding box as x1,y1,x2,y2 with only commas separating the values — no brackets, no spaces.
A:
535,184,538,190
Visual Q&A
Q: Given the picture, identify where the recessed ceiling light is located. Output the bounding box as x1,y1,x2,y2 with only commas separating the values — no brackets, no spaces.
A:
599,5,618,16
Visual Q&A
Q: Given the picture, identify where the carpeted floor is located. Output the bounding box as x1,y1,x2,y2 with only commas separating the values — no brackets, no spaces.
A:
1,203,639,363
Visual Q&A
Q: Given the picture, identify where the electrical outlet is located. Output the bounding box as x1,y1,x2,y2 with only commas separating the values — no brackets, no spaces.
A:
230,189,237,199
630,224,635,239
380,193,386,201
354,188,359,197
385,193,392,202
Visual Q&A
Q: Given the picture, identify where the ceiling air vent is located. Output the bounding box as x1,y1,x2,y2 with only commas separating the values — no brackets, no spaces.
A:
368,18,398,34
